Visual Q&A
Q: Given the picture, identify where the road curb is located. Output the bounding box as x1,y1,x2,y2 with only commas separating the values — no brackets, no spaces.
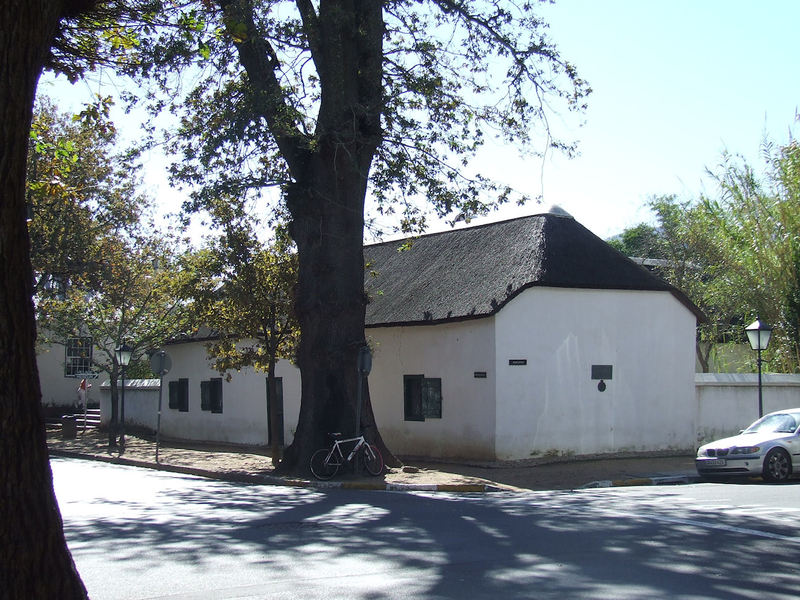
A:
580,474,698,488
50,448,698,493
49,449,503,493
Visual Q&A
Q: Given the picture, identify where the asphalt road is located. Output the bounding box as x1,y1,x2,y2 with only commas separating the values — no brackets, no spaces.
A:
52,457,800,600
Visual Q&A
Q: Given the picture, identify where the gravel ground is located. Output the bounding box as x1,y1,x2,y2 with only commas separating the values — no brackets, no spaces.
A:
47,427,699,491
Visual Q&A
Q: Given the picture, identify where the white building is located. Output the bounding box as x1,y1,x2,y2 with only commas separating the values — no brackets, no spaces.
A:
37,334,98,412
131,208,702,460
144,339,301,447
362,208,701,459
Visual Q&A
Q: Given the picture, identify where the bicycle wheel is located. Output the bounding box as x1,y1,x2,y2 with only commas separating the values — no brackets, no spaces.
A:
363,444,384,476
310,448,339,480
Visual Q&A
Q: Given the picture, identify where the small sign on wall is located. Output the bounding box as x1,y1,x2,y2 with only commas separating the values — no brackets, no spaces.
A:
591,365,613,380
509,359,527,366
591,364,613,392
474,371,488,378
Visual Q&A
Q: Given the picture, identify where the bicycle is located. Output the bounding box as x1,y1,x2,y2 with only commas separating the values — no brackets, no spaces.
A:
309,433,384,480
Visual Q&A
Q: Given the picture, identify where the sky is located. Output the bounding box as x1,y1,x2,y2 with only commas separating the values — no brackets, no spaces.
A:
466,0,800,238
37,0,800,242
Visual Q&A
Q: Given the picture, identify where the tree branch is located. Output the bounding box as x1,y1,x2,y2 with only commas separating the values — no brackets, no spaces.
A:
217,0,309,176
294,0,322,66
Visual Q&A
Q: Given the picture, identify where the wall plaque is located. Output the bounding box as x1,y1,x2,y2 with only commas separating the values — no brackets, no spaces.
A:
591,364,613,380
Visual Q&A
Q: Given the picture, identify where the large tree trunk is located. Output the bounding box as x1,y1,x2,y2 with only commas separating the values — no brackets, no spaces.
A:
0,1,93,597
233,0,396,474
280,149,393,473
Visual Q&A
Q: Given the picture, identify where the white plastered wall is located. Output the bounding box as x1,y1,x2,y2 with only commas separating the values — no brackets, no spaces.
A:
367,318,497,459
494,287,697,459
695,373,800,444
158,342,301,446
37,342,77,407
37,339,104,408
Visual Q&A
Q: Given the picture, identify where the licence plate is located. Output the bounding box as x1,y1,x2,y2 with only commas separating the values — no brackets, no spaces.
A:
703,459,726,466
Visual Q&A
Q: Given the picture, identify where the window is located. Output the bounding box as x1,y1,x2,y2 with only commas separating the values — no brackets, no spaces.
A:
201,378,223,414
404,375,442,421
168,378,189,412
65,337,93,377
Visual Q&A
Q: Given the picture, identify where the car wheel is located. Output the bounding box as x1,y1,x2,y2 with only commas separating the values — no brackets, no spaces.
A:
762,448,792,482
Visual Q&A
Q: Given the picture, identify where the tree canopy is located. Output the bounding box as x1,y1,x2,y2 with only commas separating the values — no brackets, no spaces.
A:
187,202,299,458
697,142,800,371
47,1,590,473
611,141,800,373
27,96,145,299
56,1,590,229
29,98,197,447
188,207,298,377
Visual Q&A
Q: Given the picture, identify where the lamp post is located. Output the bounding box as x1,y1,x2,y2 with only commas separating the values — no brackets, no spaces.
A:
115,342,133,453
745,318,772,419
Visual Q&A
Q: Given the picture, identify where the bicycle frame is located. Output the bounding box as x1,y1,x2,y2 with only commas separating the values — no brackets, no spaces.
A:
310,432,383,480
325,434,367,466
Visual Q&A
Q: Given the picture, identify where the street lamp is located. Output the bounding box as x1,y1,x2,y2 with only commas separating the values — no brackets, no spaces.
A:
745,318,772,418
115,342,133,453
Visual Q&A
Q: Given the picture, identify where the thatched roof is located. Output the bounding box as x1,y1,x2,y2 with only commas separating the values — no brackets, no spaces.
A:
364,210,704,327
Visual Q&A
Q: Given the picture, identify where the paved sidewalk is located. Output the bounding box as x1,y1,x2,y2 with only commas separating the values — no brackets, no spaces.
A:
47,428,700,492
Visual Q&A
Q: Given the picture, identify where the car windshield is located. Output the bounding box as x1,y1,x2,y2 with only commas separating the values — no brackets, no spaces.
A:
744,413,800,434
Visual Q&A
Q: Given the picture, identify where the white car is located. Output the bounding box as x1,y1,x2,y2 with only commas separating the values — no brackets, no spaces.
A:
696,408,800,482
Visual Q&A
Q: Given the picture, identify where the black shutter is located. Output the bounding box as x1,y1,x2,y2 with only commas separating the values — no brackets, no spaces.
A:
404,375,424,421
200,380,210,411
179,378,189,412
168,380,179,409
210,378,223,413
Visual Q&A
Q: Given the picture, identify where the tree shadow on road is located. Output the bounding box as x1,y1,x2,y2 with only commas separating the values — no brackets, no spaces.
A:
60,464,800,599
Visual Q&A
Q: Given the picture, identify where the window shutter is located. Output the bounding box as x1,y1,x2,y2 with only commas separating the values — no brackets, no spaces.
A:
178,378,189,412
200,380,210,411
210,378,223,414
168,381,179,409
423,378,442,419
404,375,424,421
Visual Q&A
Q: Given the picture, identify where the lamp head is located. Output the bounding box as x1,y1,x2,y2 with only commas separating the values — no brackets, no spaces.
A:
745,318,773,351
115,342,133,367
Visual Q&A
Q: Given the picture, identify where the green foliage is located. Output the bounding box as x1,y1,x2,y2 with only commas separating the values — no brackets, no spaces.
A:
613,141,800,372
695,143,800,371
47,2,164,82
38,233,195,376
27,97,144,299
607,223,662,258
186,199,299,378
63,1,589,233
29,98,195,379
